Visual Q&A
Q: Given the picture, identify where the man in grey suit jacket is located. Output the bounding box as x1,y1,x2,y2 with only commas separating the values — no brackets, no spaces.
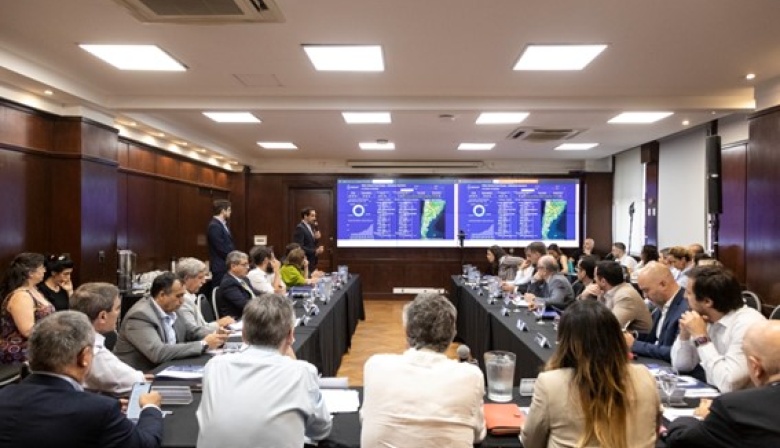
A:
115,272,228,371
584,260,653,333
524,255,575,310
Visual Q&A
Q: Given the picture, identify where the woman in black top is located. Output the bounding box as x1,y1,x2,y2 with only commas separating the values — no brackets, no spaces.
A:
37,254,74,311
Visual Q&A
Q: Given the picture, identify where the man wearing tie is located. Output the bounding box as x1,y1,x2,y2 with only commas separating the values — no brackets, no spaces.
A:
207,199,235,285
293,207,324,273
216,251,258,319
624,261,687,361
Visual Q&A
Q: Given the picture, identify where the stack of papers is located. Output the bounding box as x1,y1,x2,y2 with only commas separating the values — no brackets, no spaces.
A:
321,389,360,414
155,365,204,380
152,385,194,405
663,408,701,422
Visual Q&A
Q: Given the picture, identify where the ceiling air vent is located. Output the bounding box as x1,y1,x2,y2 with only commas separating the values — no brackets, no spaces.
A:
506,127,584,142
114,0,285,24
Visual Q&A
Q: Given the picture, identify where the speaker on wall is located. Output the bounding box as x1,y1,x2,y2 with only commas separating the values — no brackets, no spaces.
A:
706,135,722,214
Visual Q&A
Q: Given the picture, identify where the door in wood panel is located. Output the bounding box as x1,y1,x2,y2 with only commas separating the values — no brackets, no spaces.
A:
288,188,334,273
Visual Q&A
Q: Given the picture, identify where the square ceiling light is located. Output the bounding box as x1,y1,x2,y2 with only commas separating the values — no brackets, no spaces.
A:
79,45,186,71
608,112,673,124
514,44,607,71
203,112,261,123
476,112,529,125
303,45,384,71
555,143,599,151
359,142,395,150
257,142,298,150
458,143,495,151
342,112,392,124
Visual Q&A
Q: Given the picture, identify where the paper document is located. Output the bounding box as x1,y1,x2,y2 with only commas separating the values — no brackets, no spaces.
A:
227,321,243,332
663,408,701,421
318,377,349,389
155,365,204,379
684,388,721,398
321,389,360,414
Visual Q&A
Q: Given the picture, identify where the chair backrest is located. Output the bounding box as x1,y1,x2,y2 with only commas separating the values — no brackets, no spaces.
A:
197,293,216,323
211,287,221,320
103,330,118,351
0,364,21,388
770,306,780,320
742,290,762,311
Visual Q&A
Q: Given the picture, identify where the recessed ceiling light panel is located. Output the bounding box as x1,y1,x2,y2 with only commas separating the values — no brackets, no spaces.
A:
203,112,261,123
476,112,529,125
303,45,384,71
257,142,298,150
359,142,395,150
514,44,607,71
79,44,186,71
608,112,673,124
342,112,392,124
458,143,495,151
555,143,598,151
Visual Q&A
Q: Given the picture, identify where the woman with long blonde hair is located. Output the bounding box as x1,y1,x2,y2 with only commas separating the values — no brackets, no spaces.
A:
521,300,659,448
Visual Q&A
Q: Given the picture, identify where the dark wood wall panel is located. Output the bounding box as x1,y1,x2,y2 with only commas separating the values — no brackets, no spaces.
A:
0,151,51,268
746,110,780,307
582,172,614,256
79,161,118,283
0,104,55,151
126,144,156,172
719,143,747,283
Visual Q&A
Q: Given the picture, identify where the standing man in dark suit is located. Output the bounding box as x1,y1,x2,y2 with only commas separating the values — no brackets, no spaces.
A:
293,206,324,273
665,320,780,447
625,262,687,362
207,199,235,285
0,311,164,448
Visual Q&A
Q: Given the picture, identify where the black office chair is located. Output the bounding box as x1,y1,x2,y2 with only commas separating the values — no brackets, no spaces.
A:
769,306,780,320
198,293,216,323
0,364,21,388
211,287,221,320
104,330,118,351
742,290,761,311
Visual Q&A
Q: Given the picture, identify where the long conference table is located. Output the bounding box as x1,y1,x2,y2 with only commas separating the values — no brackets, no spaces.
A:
156,274,671,448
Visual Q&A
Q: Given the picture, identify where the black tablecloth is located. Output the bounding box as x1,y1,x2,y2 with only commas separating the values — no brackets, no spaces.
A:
154,275,364,447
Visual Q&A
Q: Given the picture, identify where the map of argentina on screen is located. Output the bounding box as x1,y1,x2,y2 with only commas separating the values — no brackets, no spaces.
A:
336,178,580,248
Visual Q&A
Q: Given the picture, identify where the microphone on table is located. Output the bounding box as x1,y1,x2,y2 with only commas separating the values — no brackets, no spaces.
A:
457,345,479,366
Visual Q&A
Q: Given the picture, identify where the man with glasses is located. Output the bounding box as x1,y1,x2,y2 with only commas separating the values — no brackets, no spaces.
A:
523,255,575,311
115,272,228,371
215,251,259,320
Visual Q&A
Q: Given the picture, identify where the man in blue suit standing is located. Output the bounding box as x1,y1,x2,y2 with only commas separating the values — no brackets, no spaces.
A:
625,261,688,361
0,311,163,448
293,206,323,272
207,199,235,285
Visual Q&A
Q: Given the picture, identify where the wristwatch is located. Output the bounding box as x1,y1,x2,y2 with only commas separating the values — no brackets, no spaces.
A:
693,336,711,348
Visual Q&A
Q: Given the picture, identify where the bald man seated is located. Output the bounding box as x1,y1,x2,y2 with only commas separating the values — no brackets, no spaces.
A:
665,320,780,447
624,262,688,362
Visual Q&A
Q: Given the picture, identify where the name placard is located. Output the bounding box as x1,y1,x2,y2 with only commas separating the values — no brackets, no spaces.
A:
501,307,510,317
516,319,528,332
534,333,550,349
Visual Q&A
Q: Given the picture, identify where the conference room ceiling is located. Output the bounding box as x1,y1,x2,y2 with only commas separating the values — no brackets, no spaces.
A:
0,0,776,172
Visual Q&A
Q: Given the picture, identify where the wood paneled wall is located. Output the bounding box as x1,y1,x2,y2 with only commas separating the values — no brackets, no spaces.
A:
746,107,780,308
0,99,237,285
247,173,614,300
116,139,233,274
719,142,747,284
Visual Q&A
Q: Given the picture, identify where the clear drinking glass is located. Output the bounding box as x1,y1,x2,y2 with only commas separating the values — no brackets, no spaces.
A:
484,351,516,402
534,299,546,325
657,367,679,407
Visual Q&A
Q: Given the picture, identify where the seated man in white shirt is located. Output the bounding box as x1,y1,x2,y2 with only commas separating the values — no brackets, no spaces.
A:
611,242,638,273
197,294,331,448
671,265,766,392
246,245,286,295
361,293,486,448
69,282,145,395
